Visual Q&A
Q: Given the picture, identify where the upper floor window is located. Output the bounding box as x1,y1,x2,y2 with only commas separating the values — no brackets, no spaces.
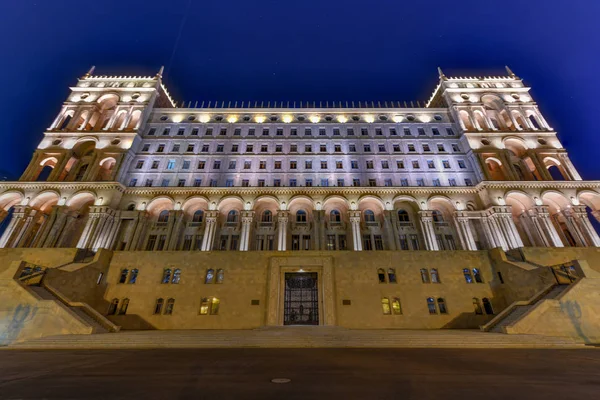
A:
158,210,169,223
192,210,204,223
364,210,376,222
296,210,307,223
397,210,410,222
330,209,341,222
262,210,273,223
227,210,239,223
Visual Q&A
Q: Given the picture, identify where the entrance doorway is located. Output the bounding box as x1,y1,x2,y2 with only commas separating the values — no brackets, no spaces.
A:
283,272,319,325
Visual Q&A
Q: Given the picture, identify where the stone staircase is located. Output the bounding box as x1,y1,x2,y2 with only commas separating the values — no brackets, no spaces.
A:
485,284,570,333
6,326,584,349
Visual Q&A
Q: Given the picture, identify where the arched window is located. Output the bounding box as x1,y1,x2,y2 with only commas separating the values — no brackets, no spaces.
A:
216,269,224,284
172,269,181,284
473,298,483,315
165,298,175,315
430,268,440,283
128,269,138,284
427,297,437,314
463,268,473,283
162,268,172,284
74,164,88,181
295,209,307,223
364,210,375,222
432,210,443,222
420,269,430,283
205,268,215,284
528,115,541,130
118,268,129,284
437,298,447,314
473,268,483,283
381,298,391,315
154,298,164,315
482,298,494,315
388,268,397,283
108,298,119,315
330,209,341,222
227,210,238,223
262,210,272,222
192,210,204,223
397,210,410,222
59,113,73,130
158,210,170,223
377,268,386,283
392,298,402,314
118,298,129,315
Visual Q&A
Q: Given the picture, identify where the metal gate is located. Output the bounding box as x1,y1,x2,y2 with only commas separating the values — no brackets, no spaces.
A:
284,272,319,325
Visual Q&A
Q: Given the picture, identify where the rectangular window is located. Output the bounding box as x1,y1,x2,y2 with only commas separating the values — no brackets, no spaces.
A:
446,128,455,136
396,160,405,169
191,128,199,136
248,128,255,136
290,144,298,152
216,145,224,152
197,161,206,169
205,128,213,136
326,235,336,250
161,179,170,187
320,178,329,187
274,161,282,169
363,235,372,250
393,144,401,153
202,145,209,152
276,128,283,136
172,144,180,152
305,160,312,169
423,144,431,152
225,179,234,187
363,144,372,152
129,178,137,187
333,128,340,136
261,145,268,153
289,179,297,187
234,128,241,136
351,161,358,169
458,160,466,169
304,128,312,136
273,179,281,187
432,178,441,187
167,159,176,170
349,144,356,152
146,235,157,250
353,178,361,187
390,128,397,136
432,128,440,136
262,129,269,136
347,128,355,136
465,178,473,186
366,161,374,169
290,161,297,169
320,144,327,152
244,161,251,169
374,235,384,250
290,128,297,136
142,144,150,152
319,128,326,136
241,179,249,187
381,160,389,169
275,145,282,153
259,161,266,169
336,161,343,169
408,144,415,152
145,179,153,187
148,128,156,136
400,178,409,187
213,160,221,169
417,178,425,187
399,235,408,250
412,161,420,169
209,179,217,187
320,161,327,169
337,178,344,187
185,144,194,152
452,144,460,152
403,128,412,136
437,144,445,152
151,161,159,169
427,160,435,169
418,128,426,136
219,128,227,136
361,128,369,136
157,144,165,153
177,128,185,136
177,179,186,187
305,179,313,187
368,179,377,187
378,144,386,152
384,178,392,187
193,178,202,187
375,128,383,136
442,160,450,169
162,128,170,136
135,160,144,169
246,144,253,153
228,160,236,169
448,178,457,186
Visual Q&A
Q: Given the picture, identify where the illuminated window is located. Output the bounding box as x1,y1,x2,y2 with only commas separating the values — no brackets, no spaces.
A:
382,298,391,315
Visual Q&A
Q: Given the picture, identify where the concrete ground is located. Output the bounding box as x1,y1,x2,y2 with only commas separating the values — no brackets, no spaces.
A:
0,348,599,399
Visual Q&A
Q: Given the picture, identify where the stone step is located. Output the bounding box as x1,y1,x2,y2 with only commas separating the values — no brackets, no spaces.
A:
7,328,584,349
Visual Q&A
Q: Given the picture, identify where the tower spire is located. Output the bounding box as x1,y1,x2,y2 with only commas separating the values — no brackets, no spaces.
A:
83,66,95,78
437,67,447,80
157,66,165,78
505,65,516,78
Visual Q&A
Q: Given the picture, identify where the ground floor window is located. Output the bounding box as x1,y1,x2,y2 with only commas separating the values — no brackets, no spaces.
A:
200,297,220,315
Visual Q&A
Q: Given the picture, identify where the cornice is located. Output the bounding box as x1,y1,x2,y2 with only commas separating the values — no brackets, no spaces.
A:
0,182,126,192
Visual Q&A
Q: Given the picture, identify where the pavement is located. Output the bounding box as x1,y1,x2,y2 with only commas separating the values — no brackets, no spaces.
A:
0,348,599,399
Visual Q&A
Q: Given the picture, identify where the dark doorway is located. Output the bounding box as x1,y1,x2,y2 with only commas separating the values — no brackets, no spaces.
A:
284,272,319,325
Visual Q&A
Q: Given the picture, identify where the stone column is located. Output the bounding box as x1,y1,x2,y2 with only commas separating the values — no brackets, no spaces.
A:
383,210,397,250
48,151,73,181
480,215,501,250
531,206,564,247
561,208,588,247
239,211,254,251
526,151,551,181
38,206,69,248
571,206,600,247
277,211,289,251
455,213,477,251
492,206,524,249
14,208,39,248
165,210,183,250
201,211,219,251
558,153,582,181
128,212,149,250
418,211,439,251
100,212,122,250
312,210,324,251
349,211,362,251
0,206,28,248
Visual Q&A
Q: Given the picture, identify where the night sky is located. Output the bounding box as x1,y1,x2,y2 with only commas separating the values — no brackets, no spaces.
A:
1,0,598,180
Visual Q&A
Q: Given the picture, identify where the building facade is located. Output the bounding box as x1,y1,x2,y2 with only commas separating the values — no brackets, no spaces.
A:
1,67,600,341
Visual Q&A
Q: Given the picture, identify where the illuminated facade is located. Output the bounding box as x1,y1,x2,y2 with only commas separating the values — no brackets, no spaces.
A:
1,67,600,342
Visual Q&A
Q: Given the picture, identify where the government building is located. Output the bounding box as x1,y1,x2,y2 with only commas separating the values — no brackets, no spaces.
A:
1,67,600,345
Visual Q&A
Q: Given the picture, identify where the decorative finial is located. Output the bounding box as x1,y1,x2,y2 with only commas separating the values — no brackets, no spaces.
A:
505,65,516,78
84,66,95,77
437,67,447,80
157,66,165,78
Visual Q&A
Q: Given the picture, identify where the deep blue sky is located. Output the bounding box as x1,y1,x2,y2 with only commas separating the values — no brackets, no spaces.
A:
1,0,598,180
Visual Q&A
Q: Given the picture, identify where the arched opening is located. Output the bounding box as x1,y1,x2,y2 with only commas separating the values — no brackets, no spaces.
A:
192,210,204,223
473,111,488,130
544,157,569,181
485,157,507,180
58,111,74,130
296,209,307,223
227,210,239,223
96,157,117,181
459,110,474,131
95,94,119,130
330,209,341,223
364,209,376,222
127,110,142,130
114,110,128,130
261,210,272,223
158,210,170,223
528,114,541,130
482,298,494,315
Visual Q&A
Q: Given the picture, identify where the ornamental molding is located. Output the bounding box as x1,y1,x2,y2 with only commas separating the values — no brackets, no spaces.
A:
0,182,126,192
